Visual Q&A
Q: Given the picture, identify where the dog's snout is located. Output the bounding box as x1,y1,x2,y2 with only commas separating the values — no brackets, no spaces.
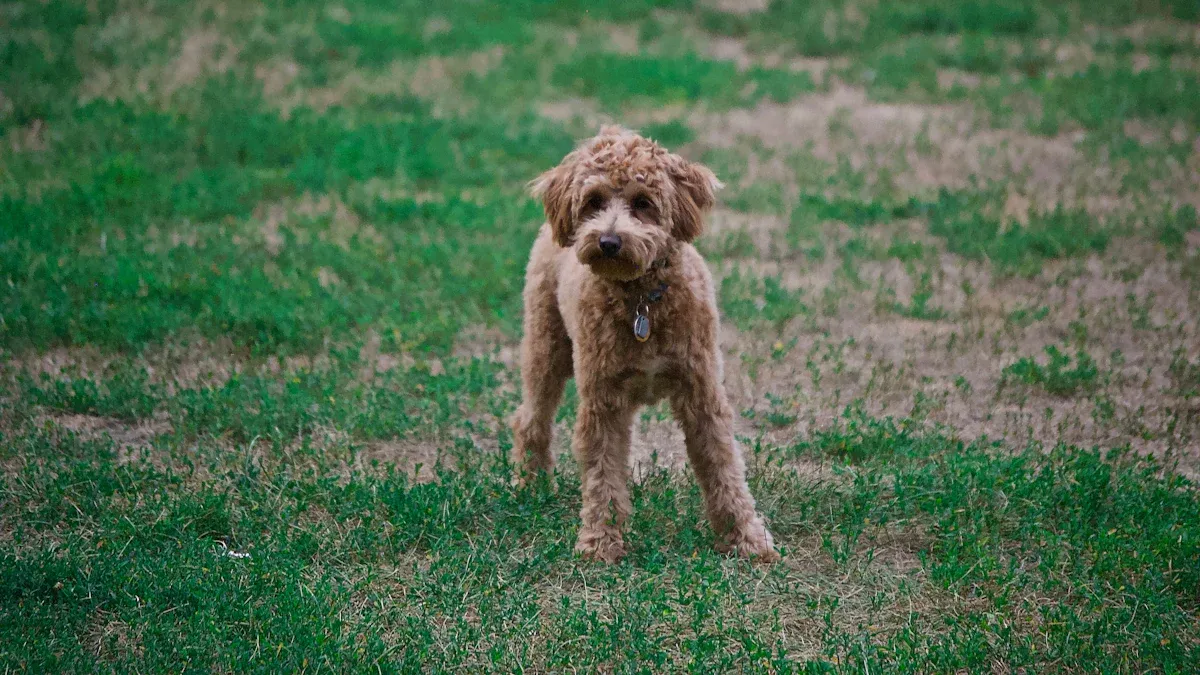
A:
598,234,622,258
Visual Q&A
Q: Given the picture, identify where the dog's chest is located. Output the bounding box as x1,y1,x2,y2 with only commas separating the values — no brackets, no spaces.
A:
624,355,675,404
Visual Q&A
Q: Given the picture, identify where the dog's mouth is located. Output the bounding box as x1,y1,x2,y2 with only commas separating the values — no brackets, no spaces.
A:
583,256,643,281
577,242,646,281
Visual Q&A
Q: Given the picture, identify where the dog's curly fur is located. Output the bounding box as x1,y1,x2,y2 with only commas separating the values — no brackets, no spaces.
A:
512,126,778,563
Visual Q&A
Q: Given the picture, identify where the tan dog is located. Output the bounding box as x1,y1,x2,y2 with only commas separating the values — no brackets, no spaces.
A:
511,126,778,563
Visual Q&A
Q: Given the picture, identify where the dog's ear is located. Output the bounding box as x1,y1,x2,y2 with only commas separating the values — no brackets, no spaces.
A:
670,160,722,242
529,164,574,247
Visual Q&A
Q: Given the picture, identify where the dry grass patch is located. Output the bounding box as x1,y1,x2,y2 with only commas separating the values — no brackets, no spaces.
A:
80,26,239,106
724,242,1200,475
45,413,171,466
705,0,772,15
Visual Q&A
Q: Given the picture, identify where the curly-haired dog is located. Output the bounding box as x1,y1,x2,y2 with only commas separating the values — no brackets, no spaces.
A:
511,126,778,563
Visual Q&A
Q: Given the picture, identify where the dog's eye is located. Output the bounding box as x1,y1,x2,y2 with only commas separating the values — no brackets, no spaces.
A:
585,194,607,211
631,196,653,211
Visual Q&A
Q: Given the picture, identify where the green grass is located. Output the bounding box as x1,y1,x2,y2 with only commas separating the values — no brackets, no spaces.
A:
553,53,814,110
886,271,948,321
3,404,1197,672
920,187,1112,276
794,193,921,229
640,119,696,147
1001,346,1102,397
2,88,572,352
3,0,1200,671
1157,204,1200,250
0,1,91,126
11,352,505,444
720,269,811,330
1039,64,1200,132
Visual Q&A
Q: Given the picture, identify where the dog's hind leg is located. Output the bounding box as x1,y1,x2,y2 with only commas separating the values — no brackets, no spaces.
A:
671,373,779,562
511,283,573,482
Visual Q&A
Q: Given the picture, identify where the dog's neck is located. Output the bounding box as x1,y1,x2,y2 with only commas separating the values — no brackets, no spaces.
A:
614,252,673,296
615,252,675,343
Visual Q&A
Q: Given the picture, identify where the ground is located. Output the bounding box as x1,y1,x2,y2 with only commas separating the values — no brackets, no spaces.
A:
2,0,1200,671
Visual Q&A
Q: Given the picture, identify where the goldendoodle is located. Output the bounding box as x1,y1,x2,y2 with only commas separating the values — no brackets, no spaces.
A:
511,125,778,563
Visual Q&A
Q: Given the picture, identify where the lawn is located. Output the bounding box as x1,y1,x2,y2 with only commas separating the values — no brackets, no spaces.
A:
3,0,1199,671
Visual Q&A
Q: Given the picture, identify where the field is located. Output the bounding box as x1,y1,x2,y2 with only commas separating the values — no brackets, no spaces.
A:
3,0,1200,671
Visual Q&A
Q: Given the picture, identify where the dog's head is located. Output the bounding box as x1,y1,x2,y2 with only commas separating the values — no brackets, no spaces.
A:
530,125,722,281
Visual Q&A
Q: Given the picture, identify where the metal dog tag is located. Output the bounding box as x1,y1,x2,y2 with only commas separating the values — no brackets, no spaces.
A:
633,313,651,342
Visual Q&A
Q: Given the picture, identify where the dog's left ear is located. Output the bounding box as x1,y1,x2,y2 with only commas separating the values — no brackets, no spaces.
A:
529,164,574,247
670,160,722,242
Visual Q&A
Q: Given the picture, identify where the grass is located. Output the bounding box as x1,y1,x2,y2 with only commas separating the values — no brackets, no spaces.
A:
2,92,570,352
3,0,1200,671
553,53,814,110
920,187,1113,276
886,271,948,321
720,269,811,330
1039,63,1200,132
1001,346,1103,397
1157,204,1200,250
3,406,1197,672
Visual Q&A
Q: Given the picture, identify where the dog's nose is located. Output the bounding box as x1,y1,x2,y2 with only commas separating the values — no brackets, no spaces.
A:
599,234,622,258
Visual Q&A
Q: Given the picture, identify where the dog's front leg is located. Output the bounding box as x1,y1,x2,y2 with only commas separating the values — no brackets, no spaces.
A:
511,253,574,482
571,388,636,562
671,375,779,561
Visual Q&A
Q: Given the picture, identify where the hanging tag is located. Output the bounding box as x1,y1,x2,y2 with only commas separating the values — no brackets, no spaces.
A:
633,313,651,342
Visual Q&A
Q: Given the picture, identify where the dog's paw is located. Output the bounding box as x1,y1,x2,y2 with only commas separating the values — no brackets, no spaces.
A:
575,527,626,563
511,463,554,489
717,518,780,563
511,471,537,489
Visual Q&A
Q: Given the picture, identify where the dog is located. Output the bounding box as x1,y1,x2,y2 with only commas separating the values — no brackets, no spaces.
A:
510,126,778,563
